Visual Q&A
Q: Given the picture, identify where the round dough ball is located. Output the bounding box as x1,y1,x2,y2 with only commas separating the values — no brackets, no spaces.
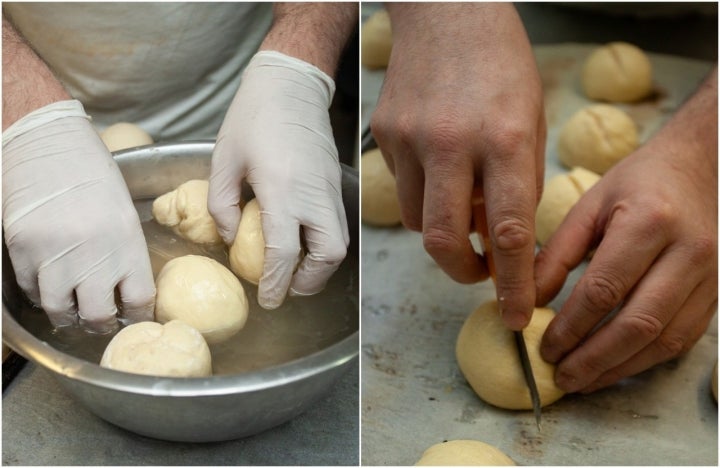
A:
100,320,211,377
361,9,392,69
558,104,639,174
155,255,249,345
456,300,565,410
582,42,653,102
152,179,222,244
100,122,154,152
416,440,515,466
361,148,402,226
536,167,601,245
229,198,265,285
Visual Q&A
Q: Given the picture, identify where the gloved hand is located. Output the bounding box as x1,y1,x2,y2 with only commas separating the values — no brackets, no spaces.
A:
208,51,349,310
2,100,156,333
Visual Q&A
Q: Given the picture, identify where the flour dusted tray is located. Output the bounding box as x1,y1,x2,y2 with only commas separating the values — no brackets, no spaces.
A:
360,44,717,465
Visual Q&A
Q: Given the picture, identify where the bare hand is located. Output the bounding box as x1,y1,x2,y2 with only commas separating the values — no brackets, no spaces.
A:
370,3,546,329
535,69,718,392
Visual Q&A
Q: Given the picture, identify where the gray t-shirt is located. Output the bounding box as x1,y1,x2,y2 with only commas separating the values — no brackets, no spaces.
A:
5,2,273,140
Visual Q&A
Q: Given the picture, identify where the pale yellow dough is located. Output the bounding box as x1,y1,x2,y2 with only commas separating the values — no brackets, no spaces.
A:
100,320,212,377
155,255,249,345
535,167,601,245
229,199,265,285
361,9,392,69
415,440,515,466
558,104,639,175
152,179,223,244
582,42,653,102
361,148,402,226
456,301,565,410
100,122,154,152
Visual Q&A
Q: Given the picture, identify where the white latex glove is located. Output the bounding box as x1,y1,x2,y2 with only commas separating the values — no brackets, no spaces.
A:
208,51,349,309
2,100,156,332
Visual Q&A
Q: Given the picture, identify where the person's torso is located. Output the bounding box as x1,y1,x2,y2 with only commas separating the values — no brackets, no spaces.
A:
5,2,273,140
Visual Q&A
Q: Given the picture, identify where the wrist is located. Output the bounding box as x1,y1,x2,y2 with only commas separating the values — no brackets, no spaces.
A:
259,3,356,77
3,99,89,148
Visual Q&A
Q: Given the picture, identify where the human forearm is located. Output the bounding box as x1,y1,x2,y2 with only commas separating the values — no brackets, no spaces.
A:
647,67,718,182
260,3,357,77
2,13,70,130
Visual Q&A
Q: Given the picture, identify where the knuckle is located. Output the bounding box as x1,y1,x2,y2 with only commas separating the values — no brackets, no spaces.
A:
485,120,534,156
654,332,687,359
580,273,626,312
686,234,717,265
621,311,665,343
491,217,534,253
422,226,463,259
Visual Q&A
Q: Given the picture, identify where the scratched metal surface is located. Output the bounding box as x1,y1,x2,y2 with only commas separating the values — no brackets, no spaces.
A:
360,44,718,465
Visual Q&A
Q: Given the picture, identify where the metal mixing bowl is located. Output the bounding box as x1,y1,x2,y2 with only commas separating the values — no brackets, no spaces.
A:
2,141,359,442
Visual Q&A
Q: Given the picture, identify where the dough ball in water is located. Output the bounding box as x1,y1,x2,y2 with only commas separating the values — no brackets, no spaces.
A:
229,198,303,286
361,9,392,69
100,320,211,377
100,122,154,152
582,42,653,102
456,301,565,410
361,148,402,226
558,104,639,174
152,179,223,244
229,198,265,285
155,255,249,345
535,167,601,245
415,440,515,466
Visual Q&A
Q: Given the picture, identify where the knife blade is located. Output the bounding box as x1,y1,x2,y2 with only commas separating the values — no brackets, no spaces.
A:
471,188,542,431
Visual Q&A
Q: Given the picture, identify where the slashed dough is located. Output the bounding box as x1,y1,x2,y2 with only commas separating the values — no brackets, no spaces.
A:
100,122,154,152
456,300,565,410
155,255,249,345
415,440,515,466
100,320,211,377
361,148,402,226
152,179,223,244
558,104,639,175
535,166,601,245
582,42,653,102
361,9,392,69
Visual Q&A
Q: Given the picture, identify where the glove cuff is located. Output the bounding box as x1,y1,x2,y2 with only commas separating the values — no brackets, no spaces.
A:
2,99,90,148
248,51,336,104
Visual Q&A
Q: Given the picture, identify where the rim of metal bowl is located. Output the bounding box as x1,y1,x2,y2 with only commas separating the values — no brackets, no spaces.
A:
2,140,358,397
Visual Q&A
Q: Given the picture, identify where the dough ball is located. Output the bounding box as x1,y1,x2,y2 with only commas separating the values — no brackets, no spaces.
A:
155,255,249,345
229,199,265,285
558,104,639,174
228,198,303,285
100,320,211,377
535,167,601,245
361,148,402,226
152,179,222,244
456,300,565,410
712,361,718,402
416,440,515,466
582,42,653,102
361,9,392,69
100,122,154,152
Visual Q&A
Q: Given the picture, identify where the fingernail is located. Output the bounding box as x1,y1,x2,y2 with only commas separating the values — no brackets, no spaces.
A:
258,297,281,310
555,369,583,393
289,287,322,298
